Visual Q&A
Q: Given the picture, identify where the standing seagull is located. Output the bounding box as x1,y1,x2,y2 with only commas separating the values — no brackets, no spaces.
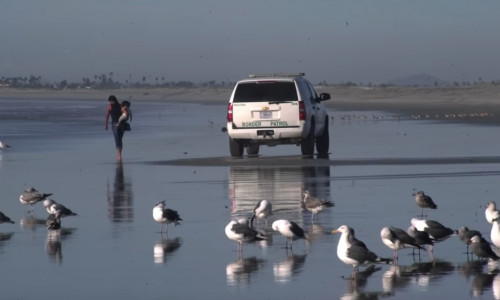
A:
490,219,500,248
413,191,437,218
470,235,500,261
152,201,182,233
272,219,306,249
407,225,434,254
485,201,500,224
43,199,77,218
380,226,425,261
0,141,11,150
225,218,266,254
332,225,392,279
457,226,482,254
302,190,334,221
19,187,53,211
410,218,456,254
0,211,15,224
250,200,273,227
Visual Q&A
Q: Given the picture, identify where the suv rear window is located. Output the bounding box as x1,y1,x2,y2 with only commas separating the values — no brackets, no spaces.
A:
233,81,298,103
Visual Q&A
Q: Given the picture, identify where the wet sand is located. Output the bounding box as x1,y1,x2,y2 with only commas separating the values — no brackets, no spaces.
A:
1,98,500,299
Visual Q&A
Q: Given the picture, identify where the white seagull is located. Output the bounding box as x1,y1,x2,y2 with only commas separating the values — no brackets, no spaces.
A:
302,190,334,221
412,191,437,217
250,200,273,227
485,201,500,224
490,219,500,248
19,187,53,211
43,199,77,218
152,201,182,233
410,218,456,254
0,211,15,224
332,225,392,278
0,141,11,150
225,218,266,253
272,219,306,249
380,226,425,260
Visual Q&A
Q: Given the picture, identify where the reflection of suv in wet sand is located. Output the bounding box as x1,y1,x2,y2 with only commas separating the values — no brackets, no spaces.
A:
226,73,331,157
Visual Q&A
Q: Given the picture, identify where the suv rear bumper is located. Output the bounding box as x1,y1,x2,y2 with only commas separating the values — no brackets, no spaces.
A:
227,122,306,141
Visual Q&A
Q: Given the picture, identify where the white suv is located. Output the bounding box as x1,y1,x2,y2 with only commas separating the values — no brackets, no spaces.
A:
226,73,331,157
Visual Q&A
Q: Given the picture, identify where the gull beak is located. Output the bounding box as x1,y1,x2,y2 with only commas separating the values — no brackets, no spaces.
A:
332,229,339,234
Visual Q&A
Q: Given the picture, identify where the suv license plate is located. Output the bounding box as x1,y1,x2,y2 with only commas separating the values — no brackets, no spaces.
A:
260,111,272,119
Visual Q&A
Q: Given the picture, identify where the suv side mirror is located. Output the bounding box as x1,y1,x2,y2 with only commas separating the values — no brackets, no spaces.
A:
319,93,331,101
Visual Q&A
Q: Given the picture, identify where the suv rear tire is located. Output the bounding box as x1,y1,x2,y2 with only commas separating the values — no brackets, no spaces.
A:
316,117,329,154
247,144,260,156
301,122,315,156
229,138,244,157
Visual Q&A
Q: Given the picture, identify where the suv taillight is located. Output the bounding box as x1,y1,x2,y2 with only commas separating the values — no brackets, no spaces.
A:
299,101,306,121
227,103,233,122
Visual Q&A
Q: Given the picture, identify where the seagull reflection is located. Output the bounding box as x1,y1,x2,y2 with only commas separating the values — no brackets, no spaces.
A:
273,252,307,283
471,272,497,297
0,232,14,250
107,162,133,222
226,256,265,286
493,273,500,300
381,259,454,294
45,227,75,264
458,260,488,280
153,237,182,264
20,215,46,231
405,260,455,289
341,265,392,300
382,265,412,294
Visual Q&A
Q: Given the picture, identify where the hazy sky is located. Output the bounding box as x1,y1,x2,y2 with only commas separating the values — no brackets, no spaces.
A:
1,0,500,84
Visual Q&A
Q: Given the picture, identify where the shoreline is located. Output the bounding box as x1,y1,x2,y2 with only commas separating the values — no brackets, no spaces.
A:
2,85,500,123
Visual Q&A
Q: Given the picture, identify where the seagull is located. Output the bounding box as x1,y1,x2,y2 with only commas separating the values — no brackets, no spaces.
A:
302,190,334,221
485,201,500,224
490,219,500,248
152,201,182,233
250,200,273,227
19,187,53,211
0,211,15,224
43,199,77,218
271,219,306,249
380,226,425,261
0,141,10,150
413,191,437,217
410,218,456,254
407,225,434,251
225,218,266,253
457,226,482,254
470,235,500,261
332,225,392,279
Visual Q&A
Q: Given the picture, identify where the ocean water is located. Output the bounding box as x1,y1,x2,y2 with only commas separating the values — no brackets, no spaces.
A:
1,98,500,299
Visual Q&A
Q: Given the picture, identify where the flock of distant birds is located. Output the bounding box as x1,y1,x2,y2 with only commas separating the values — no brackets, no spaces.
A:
334,112,494,122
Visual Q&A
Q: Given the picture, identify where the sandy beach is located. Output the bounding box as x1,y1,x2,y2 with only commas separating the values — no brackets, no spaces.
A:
2,84,500,123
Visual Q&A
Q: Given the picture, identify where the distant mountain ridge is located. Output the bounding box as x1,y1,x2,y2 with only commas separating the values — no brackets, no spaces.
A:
386,74,450,87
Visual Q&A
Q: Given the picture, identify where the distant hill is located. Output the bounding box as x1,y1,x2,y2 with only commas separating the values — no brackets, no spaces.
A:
386,74,450,87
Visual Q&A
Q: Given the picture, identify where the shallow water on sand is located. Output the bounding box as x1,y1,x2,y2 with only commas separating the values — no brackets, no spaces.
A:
1,99,500,299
